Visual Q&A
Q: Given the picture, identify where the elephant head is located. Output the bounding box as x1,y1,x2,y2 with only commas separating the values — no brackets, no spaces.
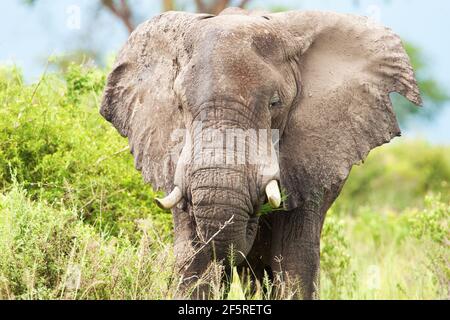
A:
100,8,421,294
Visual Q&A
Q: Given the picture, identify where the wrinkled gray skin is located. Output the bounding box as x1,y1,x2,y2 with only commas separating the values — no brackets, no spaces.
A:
100,8,421,299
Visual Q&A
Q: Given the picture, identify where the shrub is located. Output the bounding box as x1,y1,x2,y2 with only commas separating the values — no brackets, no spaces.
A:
0,65,171,241
320,209,356,299
406,195,449,296
0,183,176,299
336,141,450,213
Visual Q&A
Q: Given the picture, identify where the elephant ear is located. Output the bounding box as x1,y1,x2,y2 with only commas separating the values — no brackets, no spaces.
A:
270,11,422,211
101,12,201,192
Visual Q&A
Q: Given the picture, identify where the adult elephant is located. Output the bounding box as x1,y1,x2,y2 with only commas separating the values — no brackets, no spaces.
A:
100,8,421,299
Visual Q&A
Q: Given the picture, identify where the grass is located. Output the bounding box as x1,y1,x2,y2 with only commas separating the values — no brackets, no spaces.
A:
0,182,178,299
0,65,448,300
1,183,447,300
320,198,448,300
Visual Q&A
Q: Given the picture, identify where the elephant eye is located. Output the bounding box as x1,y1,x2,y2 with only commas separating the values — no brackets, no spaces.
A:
269,92,282,109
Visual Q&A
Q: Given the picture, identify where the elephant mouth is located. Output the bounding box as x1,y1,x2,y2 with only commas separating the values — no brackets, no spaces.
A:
154,166,281,266
154,148,282,264
155,175,282,214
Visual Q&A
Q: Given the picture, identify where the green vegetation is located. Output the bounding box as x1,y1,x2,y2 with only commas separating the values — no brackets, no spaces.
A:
0,66,448,299
393,43,449,121
0,65,171,242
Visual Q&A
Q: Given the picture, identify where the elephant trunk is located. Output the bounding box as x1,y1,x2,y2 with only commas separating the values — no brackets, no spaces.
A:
189,166,259,265
178,100,279,266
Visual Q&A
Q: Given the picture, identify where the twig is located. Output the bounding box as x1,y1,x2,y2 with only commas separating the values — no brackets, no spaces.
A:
195,0,231,15
238,0,251,8
179,215,235,272
101,0,135,33
95,146,130,165
30,58,50,102
162,0,175,11
194,0,207,13
237,250,257,280
211,0,230,14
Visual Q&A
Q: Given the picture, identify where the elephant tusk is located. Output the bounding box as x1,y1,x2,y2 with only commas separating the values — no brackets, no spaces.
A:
155,187,182,210
265,180,281,209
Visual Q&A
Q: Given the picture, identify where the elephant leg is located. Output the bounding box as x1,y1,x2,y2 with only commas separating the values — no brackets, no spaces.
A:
269,207,324,300
237,215,274,295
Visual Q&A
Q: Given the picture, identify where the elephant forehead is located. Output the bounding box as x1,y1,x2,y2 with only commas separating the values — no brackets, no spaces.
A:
193,15,287,59
174,15,291,109
183,31,280,94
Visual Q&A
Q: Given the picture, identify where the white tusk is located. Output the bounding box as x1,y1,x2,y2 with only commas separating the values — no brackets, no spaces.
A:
155,187,182,210
265,180,281,209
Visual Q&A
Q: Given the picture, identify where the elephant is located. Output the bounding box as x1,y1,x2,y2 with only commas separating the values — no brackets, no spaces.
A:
100,8,422,299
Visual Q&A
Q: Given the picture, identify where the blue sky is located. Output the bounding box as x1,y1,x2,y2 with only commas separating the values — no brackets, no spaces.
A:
1,0,449,143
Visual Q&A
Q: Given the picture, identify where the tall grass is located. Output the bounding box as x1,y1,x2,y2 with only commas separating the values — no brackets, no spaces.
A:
0,182,178,299
320,197,448,299
0,65,448,299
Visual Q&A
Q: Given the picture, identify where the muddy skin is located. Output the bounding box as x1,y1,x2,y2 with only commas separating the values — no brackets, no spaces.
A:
100,8,421,299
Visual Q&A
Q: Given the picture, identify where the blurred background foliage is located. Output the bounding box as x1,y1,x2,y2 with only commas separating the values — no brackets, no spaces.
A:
0,0,448,300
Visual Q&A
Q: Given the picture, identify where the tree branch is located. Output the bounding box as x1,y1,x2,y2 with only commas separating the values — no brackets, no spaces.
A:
100,0,253,33
213,0,230,14
194,0,207,13
194,0,252,15
238,0,251,8
162,0,175,11
178,215,235,272
101,0,135,33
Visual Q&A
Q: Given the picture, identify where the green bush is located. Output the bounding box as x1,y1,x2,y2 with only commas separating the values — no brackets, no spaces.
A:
0,65,171,241
0,183,175,299
408,194,449,243
336,141,450,213
320,208,356,299
406,195,449,295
